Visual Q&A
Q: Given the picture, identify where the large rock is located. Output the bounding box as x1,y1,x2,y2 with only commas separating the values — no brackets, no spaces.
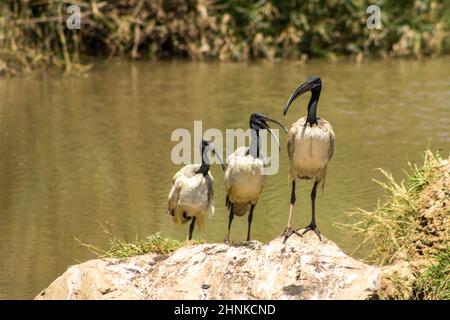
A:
36,234,380,300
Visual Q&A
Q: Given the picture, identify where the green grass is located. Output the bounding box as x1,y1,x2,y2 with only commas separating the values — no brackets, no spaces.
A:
405,150,443,194
345,149,449,299
74,222,204,258
347,150,448,265
415,247,450,300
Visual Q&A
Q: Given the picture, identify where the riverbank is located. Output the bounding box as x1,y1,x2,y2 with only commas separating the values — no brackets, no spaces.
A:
1,0,449,76
347,150,449,299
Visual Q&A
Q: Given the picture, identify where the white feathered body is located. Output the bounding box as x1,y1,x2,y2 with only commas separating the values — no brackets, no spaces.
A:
287,117,335,184
224,147,266,216
167,164,214,227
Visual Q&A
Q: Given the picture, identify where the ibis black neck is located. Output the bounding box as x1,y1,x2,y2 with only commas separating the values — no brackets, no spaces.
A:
197,151,210,176
307,88,321,126
249,129,260,158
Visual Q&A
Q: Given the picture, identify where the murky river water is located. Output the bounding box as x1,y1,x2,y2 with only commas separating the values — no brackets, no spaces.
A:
0,59,449,299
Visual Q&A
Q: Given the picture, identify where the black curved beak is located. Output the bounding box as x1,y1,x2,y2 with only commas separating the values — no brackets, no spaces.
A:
212,148,226,170
207,143,226,170
259,115,288,150
283,80,315,115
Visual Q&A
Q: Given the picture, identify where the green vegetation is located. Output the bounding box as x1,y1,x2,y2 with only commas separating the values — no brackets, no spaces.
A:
347,150,449,299
74,222,204,258
1,0,449,75
415,247,450,299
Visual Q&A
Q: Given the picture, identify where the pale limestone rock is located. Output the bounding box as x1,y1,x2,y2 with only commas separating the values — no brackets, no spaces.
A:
36,234,380,300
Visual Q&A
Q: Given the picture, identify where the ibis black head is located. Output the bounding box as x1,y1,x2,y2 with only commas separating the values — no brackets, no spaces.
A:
283,76,322,116
250,113,288,132
199,139,225,170
200,139,212,154
249,113,288,149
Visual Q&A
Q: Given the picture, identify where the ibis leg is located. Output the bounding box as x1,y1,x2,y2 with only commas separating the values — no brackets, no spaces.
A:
224,204,234,244
287,181,296,228
246,204,255,242
188,216,196,240
301,180,322,240
281,181,302,243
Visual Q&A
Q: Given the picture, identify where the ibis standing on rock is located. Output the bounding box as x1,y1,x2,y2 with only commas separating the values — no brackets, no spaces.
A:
281,76,335,241
168,140,224,240
224,113,287,243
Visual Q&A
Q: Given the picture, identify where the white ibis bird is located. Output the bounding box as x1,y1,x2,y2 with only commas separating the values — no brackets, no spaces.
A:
281,76,335,241
224,113,287,243
168,140,225,240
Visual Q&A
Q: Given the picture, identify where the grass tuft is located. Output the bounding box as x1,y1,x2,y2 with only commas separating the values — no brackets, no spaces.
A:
346,150,448,265
74,222,204,258
345,149,449,299
415,247,450,300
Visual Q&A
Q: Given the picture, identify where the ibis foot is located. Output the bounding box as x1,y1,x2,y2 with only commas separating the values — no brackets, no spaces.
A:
300,224,322,241
281,227,302,244
224,238,231,244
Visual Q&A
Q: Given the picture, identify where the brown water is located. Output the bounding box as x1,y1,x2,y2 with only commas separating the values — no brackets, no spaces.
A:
0,59,449,299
